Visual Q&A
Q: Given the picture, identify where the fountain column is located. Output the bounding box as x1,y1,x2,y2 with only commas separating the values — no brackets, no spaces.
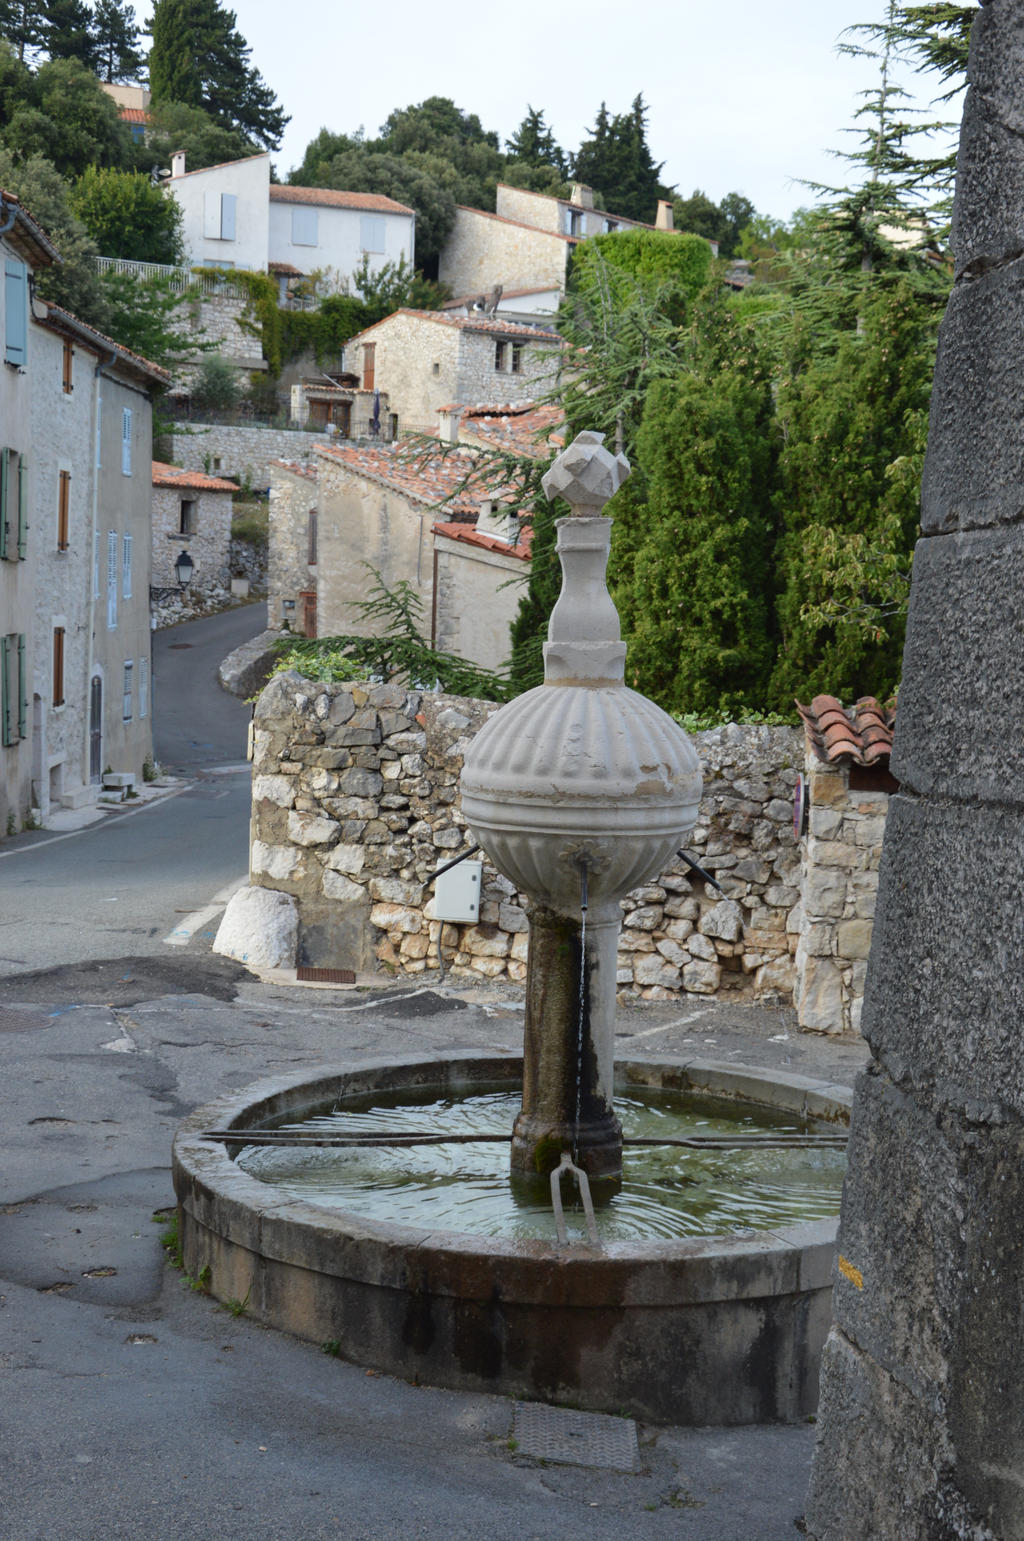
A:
460,433,702,1184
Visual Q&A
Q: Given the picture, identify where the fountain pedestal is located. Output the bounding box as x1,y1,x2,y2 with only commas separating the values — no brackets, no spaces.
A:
461,432,703,1184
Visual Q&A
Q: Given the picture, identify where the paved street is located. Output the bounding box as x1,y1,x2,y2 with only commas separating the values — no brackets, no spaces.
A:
0,604,869,1540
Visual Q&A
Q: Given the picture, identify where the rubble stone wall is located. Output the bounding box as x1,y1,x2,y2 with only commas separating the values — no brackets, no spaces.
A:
439,207,570,297
250,674,810,1005
168,425,329,491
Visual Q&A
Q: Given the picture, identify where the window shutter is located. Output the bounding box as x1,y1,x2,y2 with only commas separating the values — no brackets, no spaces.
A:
122,660,133,721
0,448,8,561
139,656,149,719
107,531,118,629
359,215,386,253
121,408,132,475
52,627,65,707
16,632,26,738
4,259,27,367
220,193,236,240
122,532,132,598
0,636,9,744
203,191,221,239
93,528,100,598
292,207,317,246
58,468,70,552
17,454,27,558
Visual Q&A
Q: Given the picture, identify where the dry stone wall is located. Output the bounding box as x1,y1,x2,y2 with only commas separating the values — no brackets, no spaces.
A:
168,425,329,491
250,674,807,1003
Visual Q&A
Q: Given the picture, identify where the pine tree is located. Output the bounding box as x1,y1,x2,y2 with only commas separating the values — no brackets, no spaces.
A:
0,0,46,62
148,0,288,148
506,105,566,176
91,0,144,82
572,94,668,222
43,0,98,66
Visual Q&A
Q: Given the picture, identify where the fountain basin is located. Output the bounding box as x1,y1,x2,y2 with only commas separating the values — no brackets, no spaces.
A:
172,1053,851,1427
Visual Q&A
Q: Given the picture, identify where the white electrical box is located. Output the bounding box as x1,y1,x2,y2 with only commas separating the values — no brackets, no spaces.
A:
434,860,482,922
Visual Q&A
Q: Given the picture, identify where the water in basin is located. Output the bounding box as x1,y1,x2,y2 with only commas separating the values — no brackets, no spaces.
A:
236,1085,846,1244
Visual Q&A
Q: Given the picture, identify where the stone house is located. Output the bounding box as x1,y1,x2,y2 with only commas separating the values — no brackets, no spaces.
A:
431,512,532,673
29,303,168,819
793,695,897,1034
164,152,415,286
1,191,59,837
267,459,319,634
288,379,390,436
151,461,237,591
341,309,562,435
439,181,683,298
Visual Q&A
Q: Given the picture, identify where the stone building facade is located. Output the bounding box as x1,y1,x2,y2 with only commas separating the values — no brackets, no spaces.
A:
439,207,574,300
151,462,236,590
431,517,531,674
167,423,330,492
267,460,318,633
341,309,562,435
237,674,806,1002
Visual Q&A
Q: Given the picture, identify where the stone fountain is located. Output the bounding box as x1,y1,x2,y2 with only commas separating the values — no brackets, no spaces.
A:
172,432,850,1425
461,432,702,1184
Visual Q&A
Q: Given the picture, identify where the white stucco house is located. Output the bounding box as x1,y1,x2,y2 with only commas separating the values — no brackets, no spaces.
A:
165,152,415,291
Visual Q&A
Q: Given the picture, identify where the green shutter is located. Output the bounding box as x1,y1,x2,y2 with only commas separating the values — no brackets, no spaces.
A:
0,448,8,562
1,636,10,746
16,632,25,738
16,454,27,559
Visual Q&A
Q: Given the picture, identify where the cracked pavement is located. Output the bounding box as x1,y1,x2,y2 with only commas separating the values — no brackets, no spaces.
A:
0,951,868,1540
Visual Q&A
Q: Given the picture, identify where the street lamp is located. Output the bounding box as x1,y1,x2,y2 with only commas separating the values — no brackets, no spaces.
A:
174,549,194,590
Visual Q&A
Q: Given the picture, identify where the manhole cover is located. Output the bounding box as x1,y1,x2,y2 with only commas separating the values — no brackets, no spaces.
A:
296,966,356,984
0,1007,57,1034
512,1402,641,1472
168,643,194,650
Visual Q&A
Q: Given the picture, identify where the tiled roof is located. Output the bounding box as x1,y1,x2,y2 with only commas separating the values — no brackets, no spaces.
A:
316,440,499,512
432,519,532,560
0,188,60,266
453,402,564,456
172,151,268,178
270,459,317,480
271,185,414,216
39,302,170,382
348,308,562,346
442,285,561,309
797,695,896,766
119,107,150,124
152,461,237,492
454,203,577,244
269,260,303,276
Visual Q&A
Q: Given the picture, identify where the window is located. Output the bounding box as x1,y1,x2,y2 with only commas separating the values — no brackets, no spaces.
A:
62,336,73,394
0,448,27,561
307,509,318,566
511,344,523,374
4,258,27,366
567,209,582,237
139,656,148,719
359,215,386,253
122,532,132,598
52,627,65,707
122,660,133,722
57,470,70,551
432,361,440,375
494,341,507,371
362,343,375,391
121,408,132,476
203,191,236,240
291,206,317,246
107,531,118,629
179,499,195,535
1,633,26,745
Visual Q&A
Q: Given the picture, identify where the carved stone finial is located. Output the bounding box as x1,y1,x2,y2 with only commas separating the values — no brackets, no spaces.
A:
541,430,630,514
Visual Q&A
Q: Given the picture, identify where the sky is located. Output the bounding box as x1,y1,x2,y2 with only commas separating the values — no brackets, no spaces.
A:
139,0,961,223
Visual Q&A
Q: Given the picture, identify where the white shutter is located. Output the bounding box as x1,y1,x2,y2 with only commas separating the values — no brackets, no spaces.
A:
204,191,221,239
107,531,118,629
220,193,236,240
122,660,133,721
121,408,132,476
139,656,149,719
122,532,132,598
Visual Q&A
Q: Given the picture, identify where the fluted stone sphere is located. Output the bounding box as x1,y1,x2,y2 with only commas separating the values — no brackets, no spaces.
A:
460,682,702,915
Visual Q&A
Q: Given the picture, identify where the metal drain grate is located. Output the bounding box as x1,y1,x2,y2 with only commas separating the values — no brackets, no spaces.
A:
0,1007,57,1034
296,966,356,984
512,1402,641,1472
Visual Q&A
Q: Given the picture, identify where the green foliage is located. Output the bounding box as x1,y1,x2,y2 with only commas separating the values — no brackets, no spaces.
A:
0,0,46,62
148,0,288,149
142,99,258,173
507,489,558,695
571,228,712,320
505,105,567,178
4,55,131,176
571,94,672,223
71,165,183,263
43,0,98,68
92,0,144,83
280,291,365,368
0,147,108,323
99,267,196,368
190,354,239,412
273,567,510,702
352,254,448,321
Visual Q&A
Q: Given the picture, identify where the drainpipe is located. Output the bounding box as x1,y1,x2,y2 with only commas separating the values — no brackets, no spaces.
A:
84,348,118,785
0,197,18,237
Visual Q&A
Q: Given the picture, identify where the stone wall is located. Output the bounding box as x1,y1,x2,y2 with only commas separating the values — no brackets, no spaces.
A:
152,483,232,588
795,751,889,1036
454,330,560,410
267,461,317,629
168,424,329,492
439,207,570,297
344,312,461,434
248,673,807,1002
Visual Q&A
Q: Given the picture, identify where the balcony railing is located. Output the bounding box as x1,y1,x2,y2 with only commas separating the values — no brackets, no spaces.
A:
94,257,247,298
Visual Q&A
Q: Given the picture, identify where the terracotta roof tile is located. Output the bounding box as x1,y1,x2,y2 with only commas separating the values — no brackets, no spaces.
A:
315,440,504,512
40,302,169,381
432,519,532,560
151,460,237,492
271,185,414,216
348,308,562,347
119,107,149,124
270,460,317,480
453,401,565,456
797,694,896,767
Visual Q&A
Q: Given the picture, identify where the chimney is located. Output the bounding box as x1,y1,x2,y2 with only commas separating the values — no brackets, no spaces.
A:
171,150,186,179
438,405,462,445
476,498,518,544
656,200,674,231
569,182,595,210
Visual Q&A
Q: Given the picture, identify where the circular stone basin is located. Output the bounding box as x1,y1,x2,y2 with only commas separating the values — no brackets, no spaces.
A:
173,1053,851,1427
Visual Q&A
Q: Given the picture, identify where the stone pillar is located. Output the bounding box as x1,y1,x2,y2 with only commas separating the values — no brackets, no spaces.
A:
511,900,622,1182
806,5,1024,1537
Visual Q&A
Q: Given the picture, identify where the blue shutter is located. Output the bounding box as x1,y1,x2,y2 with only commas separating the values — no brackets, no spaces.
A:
4,259,27,367
220,193,236,241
